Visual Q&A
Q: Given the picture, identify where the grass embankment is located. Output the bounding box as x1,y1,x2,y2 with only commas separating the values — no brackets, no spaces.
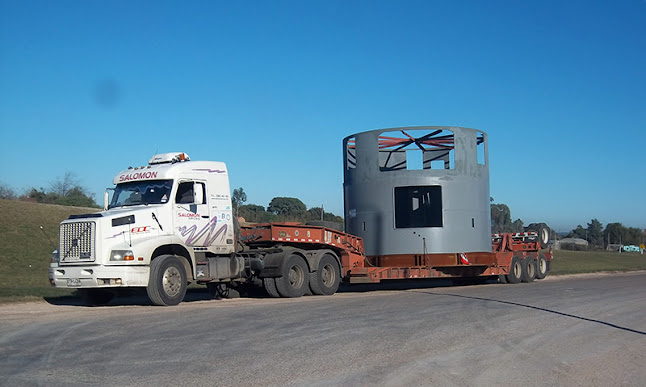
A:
0,199,99,302
0,199,644,303
550,249,646,275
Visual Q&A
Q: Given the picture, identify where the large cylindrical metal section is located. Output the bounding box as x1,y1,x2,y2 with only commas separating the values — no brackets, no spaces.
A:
343,126,491,257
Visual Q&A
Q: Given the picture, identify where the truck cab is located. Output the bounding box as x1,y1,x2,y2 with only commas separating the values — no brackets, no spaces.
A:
49,152,235,305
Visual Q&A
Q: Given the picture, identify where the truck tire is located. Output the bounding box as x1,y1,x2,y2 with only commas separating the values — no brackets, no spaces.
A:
522,258,536,283
263,277,280,298
536,253,548,279
525,223,550,249
498,274,508,284
506,256,523,284
309,254,341,296
147,255,188,306
78,289,114,306
274,254,309,298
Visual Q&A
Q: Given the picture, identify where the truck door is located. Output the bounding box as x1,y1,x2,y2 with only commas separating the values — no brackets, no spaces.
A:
174,180,213,247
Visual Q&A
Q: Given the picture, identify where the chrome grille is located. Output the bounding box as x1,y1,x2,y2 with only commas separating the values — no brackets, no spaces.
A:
60,221,96,262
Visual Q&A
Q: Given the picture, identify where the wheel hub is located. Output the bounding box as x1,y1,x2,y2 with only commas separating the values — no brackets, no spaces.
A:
288,265,304,288
163,267,182,297
321,264,334,286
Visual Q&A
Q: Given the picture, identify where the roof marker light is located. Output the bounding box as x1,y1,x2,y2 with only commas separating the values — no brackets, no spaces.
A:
148,152,191,165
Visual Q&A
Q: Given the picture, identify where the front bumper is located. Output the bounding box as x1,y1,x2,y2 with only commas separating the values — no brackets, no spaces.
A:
49,264,150,288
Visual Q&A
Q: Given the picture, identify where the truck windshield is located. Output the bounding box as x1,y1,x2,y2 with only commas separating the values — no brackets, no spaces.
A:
109,180,173,208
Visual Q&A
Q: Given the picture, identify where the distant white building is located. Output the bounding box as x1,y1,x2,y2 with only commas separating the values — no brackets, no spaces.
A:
556,237,588,250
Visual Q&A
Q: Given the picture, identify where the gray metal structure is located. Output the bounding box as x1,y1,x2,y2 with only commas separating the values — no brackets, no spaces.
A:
343,126,491,257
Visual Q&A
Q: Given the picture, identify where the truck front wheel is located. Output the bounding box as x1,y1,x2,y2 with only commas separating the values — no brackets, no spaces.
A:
275,254,309,298
147,255,188,306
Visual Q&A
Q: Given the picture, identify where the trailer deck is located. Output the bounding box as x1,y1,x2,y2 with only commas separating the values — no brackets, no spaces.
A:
241,223,552,284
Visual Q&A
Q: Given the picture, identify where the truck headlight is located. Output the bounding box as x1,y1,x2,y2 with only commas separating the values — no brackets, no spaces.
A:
110,250,135,261
50,250,59,264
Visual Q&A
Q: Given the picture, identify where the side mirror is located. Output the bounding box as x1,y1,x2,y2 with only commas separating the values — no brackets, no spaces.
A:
104,189,110,210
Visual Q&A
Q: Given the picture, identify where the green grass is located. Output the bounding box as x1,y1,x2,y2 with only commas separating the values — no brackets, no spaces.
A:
1,199,644,303
0,199,99,303
550,249,646,275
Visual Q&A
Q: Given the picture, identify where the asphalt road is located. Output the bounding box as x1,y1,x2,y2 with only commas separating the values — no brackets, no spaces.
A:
1,272,645,386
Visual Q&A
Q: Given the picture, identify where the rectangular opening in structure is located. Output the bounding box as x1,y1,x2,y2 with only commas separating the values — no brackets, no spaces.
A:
406,150,423,170
429,159,445,169
477,131,486,165
394,186,443,228
345,136,356,170
379,129,454,172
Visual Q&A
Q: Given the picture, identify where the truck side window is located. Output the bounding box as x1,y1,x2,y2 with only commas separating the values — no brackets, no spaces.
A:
176,182,194,204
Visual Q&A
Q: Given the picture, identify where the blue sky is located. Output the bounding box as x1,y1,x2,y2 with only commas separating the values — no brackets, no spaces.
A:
1,0,644,232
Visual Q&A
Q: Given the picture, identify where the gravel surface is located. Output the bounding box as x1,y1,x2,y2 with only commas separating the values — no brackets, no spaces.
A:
1,272,645,386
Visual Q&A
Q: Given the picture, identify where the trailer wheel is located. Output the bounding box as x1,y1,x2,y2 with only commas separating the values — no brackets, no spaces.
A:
498,274,508,284
147,255,188,306
78,289,114,306
536,253,548,279
274,254,309,298
525,223,550,249
263,278,280,298
309,254,341,296
506,256,523,284
522,258,536,283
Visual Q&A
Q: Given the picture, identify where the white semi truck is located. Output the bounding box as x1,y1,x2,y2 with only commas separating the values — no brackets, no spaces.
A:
50,152,352,306
49,152,241,305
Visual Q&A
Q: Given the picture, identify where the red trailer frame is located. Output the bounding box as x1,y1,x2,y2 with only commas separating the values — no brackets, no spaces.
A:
240,223,553,284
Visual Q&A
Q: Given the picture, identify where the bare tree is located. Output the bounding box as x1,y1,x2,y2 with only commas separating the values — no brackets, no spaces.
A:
50,172,80,197
0,182,16,199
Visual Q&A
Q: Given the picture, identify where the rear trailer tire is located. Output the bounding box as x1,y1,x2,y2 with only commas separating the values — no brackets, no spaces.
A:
263,277,280,298
309,254,341,296
522,258,536,283
79,289,114,306
498,274,508,284
536,253,548,279
147,255,188,306
275,254,309,298
525,223,550,249
506,256,523,284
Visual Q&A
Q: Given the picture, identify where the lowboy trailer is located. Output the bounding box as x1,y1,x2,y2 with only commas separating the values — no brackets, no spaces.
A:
233,222,551,298
49,127,553,306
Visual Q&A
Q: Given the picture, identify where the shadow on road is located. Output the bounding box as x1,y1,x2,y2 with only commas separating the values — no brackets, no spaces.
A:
338,277,498,293
43,277,500,307
44,288,220,307
418,290,646,336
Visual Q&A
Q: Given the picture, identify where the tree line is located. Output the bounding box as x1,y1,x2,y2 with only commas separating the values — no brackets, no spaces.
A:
490,197,644,249
567,219,644,249
232,187,343,224
0,173,99,208
490,199,525,234
0,179,344,224
3,179,641,243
